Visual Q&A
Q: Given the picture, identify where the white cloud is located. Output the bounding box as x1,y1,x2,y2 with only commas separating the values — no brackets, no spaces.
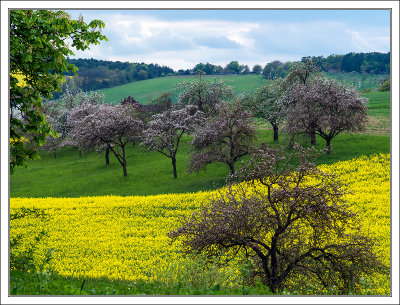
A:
69,12,390,70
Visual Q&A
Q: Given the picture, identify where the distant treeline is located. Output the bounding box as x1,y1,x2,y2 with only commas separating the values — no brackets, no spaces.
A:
262,52,390,79
56,52,389,99
57,58,175,97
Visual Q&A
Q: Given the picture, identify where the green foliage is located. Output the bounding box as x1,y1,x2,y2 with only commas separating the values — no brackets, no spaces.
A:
10,10,107,173
378,78,390,92
10,208,52,273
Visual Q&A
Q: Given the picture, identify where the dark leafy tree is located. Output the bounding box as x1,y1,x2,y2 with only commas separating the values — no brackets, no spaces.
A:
188,100,256,176
169,144,385,294
10,10,107,173
140,105,204,179
253,79,286,142
251,64,262,75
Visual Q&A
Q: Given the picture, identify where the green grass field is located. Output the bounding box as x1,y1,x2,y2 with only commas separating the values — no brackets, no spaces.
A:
100,74,267,104
99,72,388,105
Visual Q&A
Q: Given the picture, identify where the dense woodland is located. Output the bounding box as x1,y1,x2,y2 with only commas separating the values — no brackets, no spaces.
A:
57,52,390,98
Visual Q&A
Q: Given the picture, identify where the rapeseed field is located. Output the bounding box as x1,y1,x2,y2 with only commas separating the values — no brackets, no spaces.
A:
10,154,390,294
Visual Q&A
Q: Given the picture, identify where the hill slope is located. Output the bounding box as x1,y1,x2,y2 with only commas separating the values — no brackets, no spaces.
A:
99,72,388,105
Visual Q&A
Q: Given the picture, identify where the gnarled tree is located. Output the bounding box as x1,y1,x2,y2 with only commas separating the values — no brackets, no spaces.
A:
284,78,368,154
67,103,143,176
188,100,256,176
169,144,385,294
140,105,204,179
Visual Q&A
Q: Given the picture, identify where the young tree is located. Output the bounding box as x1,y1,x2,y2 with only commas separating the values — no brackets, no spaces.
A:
188,100,256,176
67,103,143,176
169,144,384,294
284,78,368,154
10,10,107,173
140,105,204,179
177,71,234,115
252,79,285,142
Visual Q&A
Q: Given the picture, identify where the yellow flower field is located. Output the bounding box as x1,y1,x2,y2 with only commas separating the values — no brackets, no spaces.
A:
10,154,390,294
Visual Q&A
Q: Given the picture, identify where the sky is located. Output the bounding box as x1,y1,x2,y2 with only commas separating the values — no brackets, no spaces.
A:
66,9,391,70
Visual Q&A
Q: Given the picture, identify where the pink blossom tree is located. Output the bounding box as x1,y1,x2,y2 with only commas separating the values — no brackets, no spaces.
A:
140,105,204,179
67,103,143,176
188,100,256,176
284,78,368,154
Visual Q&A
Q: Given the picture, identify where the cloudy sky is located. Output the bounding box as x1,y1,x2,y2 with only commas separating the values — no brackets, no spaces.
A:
67,9,390,70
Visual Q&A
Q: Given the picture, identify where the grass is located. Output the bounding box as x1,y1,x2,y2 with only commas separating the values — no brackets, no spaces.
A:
100,74,267,104
10,269,274,295
10,130,390,198
99,72,388,105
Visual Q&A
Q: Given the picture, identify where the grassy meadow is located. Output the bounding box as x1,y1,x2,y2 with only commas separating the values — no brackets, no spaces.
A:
99,72,388,105
9,75,391,295
100,74,267,104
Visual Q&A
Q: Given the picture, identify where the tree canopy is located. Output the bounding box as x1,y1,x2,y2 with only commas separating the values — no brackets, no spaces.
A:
10,10,108,173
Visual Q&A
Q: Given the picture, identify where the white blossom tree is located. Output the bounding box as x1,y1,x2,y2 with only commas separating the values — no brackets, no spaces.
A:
140,105,204,179
67,103,143,176
43,88,105,155
177,70,234,115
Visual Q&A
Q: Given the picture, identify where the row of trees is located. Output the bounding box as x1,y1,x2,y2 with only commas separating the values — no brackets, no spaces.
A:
53,51,389,98
43,61,367,179
262,52,390,79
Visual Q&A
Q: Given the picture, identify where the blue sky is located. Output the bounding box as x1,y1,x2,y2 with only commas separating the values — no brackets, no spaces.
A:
67,9,390,70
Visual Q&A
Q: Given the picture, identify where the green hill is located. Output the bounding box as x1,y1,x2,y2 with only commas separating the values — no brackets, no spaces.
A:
100,74,267,104
99,72,388,105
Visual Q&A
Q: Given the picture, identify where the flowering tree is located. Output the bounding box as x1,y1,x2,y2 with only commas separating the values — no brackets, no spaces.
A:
188,101,256,176
177,70,234,115
67,103,143,176
284,78,368,154
141,105,204,179
169,144,384,294
281,60,321,145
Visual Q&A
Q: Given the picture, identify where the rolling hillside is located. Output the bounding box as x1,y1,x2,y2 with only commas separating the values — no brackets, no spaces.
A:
99,72,388,105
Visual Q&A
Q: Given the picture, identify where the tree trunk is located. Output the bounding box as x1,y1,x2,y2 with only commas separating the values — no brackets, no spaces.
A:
310,130,316,146
228,162,235,176
172,157,177,179
105,147,110,165
79,150,82,157
273,125,279,142
326,138,332,155
122,146,127,177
